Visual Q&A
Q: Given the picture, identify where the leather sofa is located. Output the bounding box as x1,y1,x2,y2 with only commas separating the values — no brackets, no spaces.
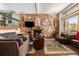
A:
55,33,69,44
0,32,29,56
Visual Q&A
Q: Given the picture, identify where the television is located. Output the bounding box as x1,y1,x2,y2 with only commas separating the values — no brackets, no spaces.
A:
25,21,34,28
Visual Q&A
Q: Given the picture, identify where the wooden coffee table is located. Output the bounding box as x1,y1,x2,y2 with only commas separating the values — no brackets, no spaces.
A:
33,36,44,50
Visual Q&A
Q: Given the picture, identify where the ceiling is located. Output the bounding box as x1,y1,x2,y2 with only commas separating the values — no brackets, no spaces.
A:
3,3,70,14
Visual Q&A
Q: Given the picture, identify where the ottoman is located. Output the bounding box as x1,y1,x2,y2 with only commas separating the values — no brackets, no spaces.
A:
55,36,69,44
70,40,79,49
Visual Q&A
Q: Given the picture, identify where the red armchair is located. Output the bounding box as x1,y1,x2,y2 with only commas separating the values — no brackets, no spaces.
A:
75,31,79,40
69,31,79,49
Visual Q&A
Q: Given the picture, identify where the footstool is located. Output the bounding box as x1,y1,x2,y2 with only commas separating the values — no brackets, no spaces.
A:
55,36,69,44
70,40,79,49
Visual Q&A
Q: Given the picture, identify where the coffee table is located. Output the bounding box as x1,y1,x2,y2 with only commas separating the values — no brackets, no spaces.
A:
33,36,44,50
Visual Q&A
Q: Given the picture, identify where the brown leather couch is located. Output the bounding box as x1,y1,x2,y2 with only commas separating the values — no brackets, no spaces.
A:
55,33,69,44
0,32,29,56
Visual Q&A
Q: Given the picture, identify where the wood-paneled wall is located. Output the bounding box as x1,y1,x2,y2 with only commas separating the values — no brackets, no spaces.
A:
20,13,59,38
0,26,16,30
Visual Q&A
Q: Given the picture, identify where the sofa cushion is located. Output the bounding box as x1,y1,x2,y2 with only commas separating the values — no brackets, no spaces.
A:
0,34,8,38
0,32,17,38
0,38,23,46
17,34,27,41
0,36,4,39
6,32,17,38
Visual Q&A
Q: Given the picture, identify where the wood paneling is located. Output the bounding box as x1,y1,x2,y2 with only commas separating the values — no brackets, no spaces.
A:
20,13,59,38
0,26,16,30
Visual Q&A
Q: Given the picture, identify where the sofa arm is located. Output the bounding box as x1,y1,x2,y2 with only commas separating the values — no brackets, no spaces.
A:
19,38,29,56
0,41,19,56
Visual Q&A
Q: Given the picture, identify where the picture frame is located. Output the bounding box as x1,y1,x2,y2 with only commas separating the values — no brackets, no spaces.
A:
42,22,48,26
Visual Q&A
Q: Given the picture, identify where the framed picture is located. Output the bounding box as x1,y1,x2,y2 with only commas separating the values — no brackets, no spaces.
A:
42,22,48,26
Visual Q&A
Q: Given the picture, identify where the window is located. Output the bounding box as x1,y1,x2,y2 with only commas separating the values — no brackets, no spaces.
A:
64,16,79,34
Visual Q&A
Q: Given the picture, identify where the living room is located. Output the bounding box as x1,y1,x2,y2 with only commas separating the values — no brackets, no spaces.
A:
0,3,79,56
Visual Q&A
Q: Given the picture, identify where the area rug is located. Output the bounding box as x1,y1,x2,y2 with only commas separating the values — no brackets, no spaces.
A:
28,47,35,54
44,39,77,55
